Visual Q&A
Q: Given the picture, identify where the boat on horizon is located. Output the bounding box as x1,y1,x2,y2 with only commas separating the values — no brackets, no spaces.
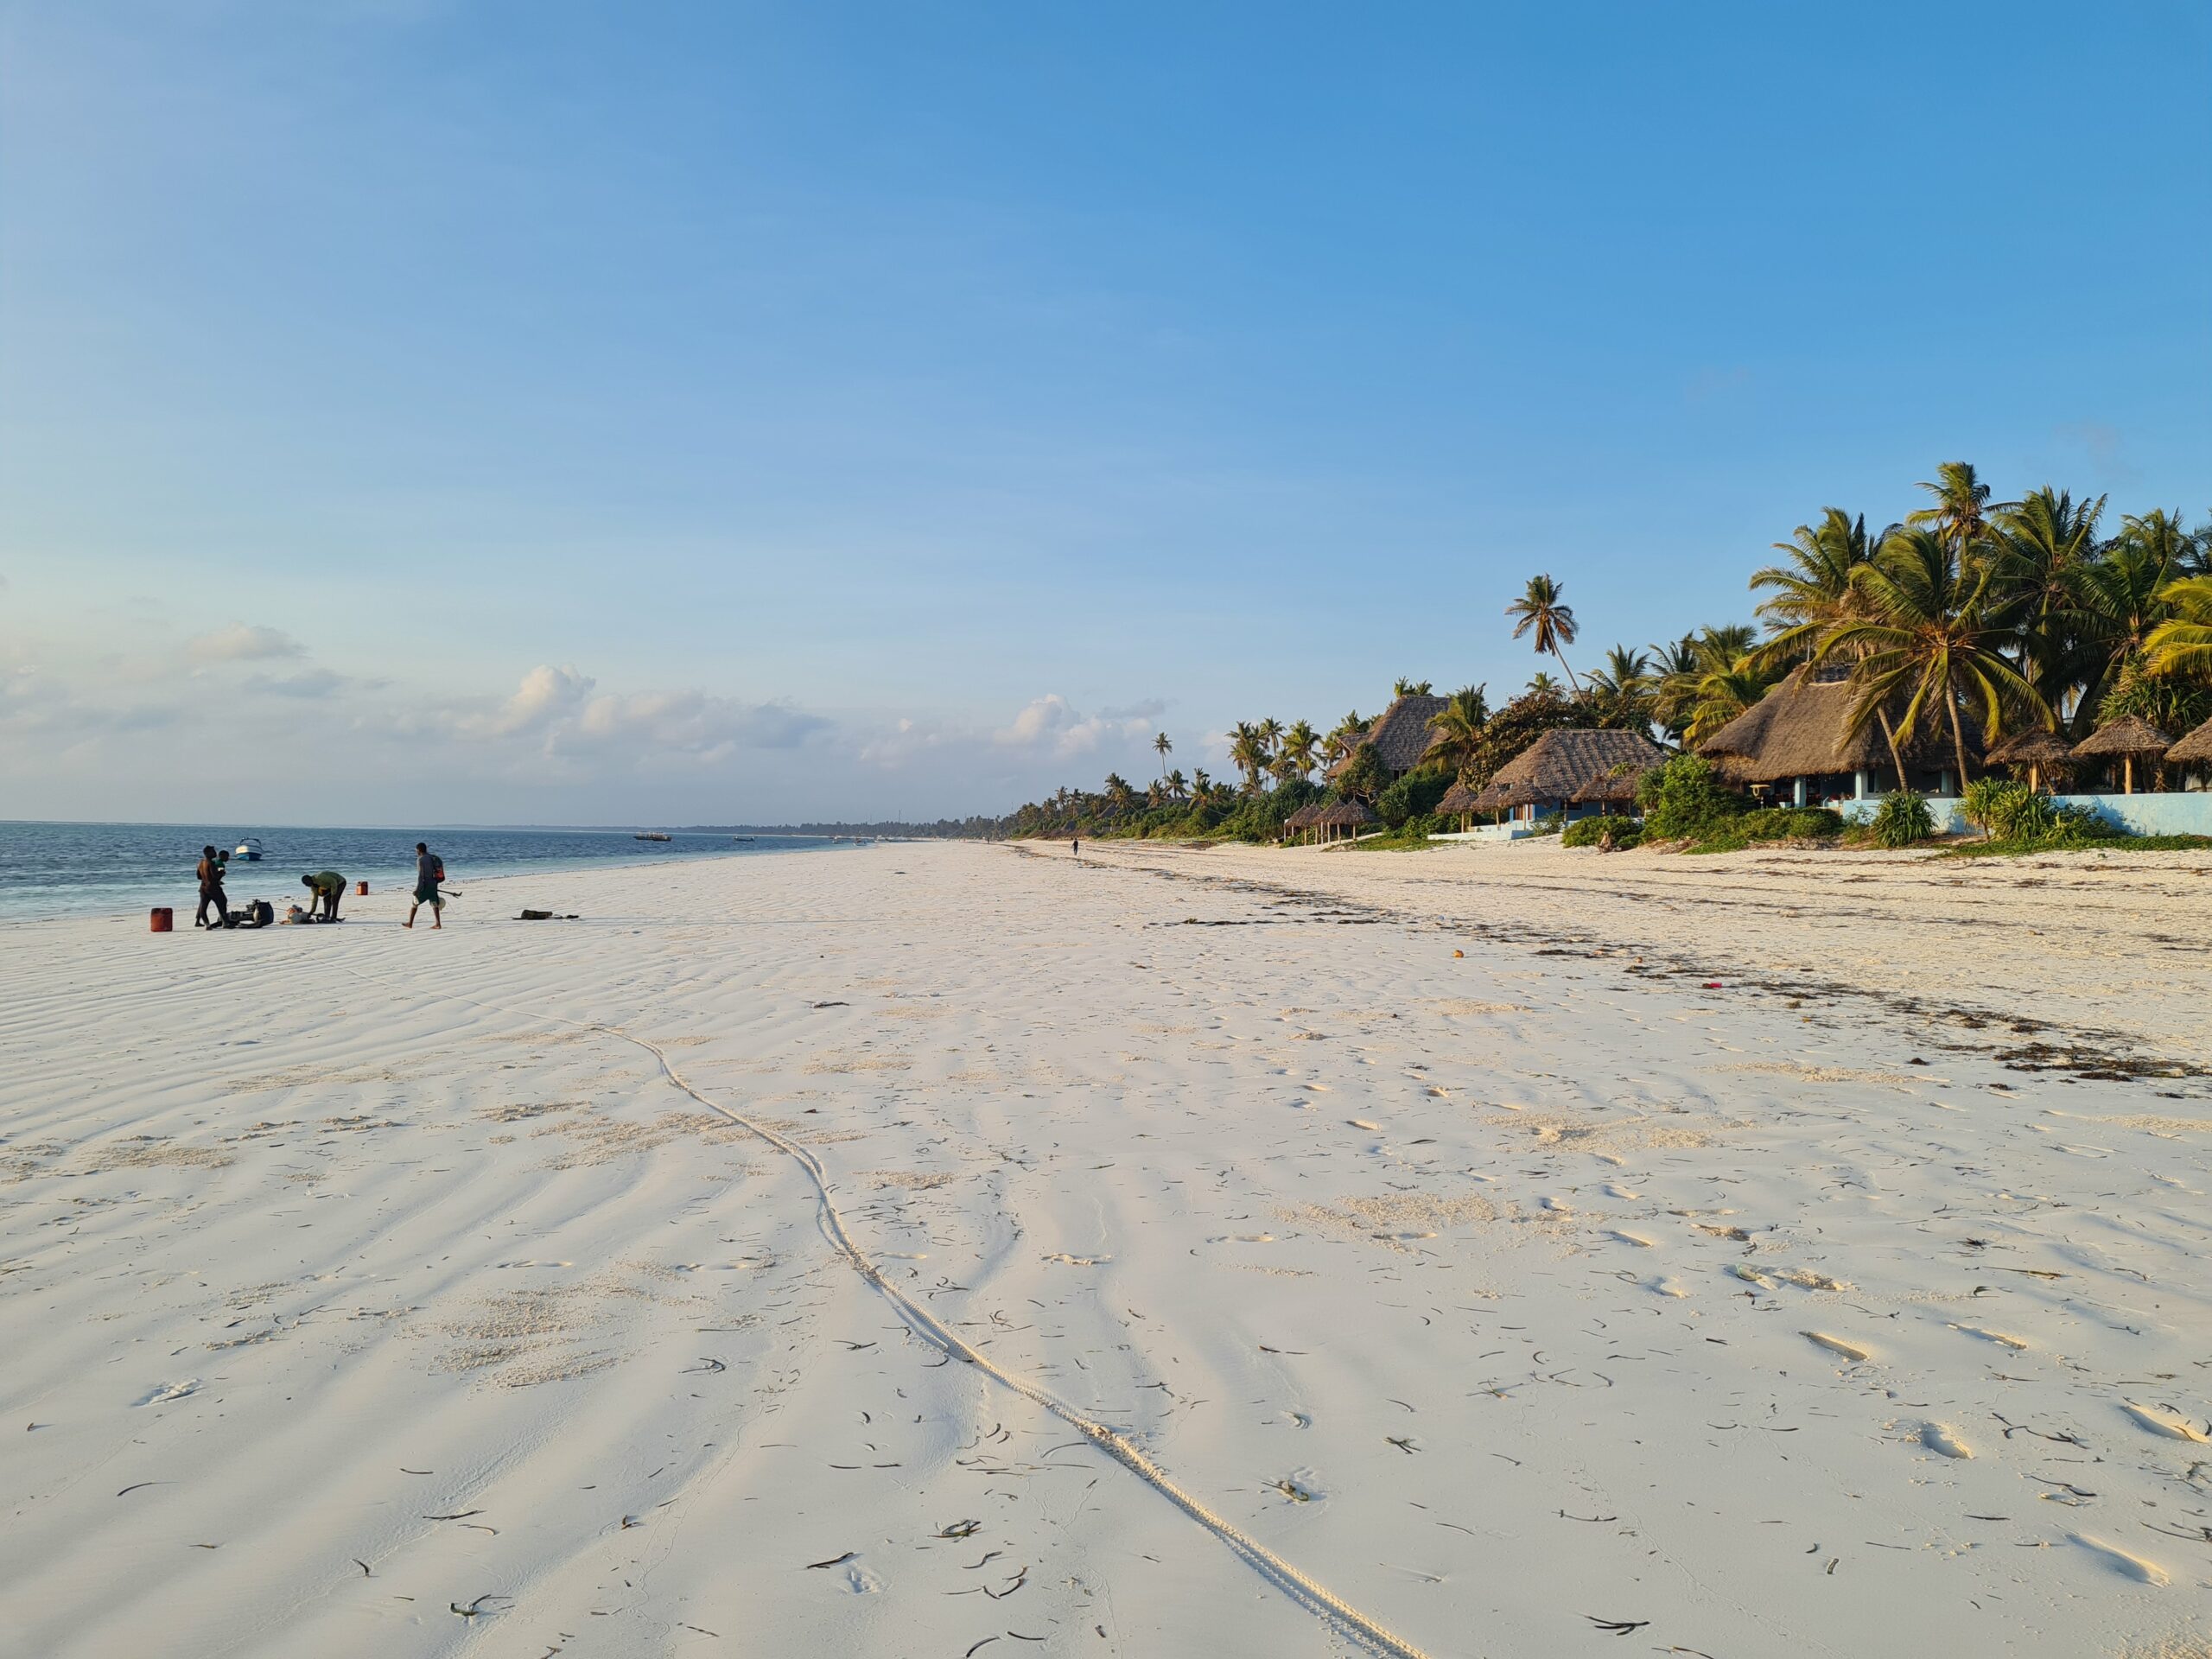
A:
634,832,672,842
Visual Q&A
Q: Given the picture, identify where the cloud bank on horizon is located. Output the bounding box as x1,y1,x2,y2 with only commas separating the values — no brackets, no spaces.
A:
0,620,1186,825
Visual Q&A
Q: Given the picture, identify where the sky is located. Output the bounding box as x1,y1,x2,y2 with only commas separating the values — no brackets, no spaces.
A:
3,1,2208,825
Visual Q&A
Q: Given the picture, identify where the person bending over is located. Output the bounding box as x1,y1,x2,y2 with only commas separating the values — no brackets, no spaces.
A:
301,870,346,921
195,846,230,930
404,842,443,930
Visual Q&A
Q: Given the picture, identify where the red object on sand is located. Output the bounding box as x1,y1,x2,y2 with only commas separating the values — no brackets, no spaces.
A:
356,880,369,896
149,907,174,933
1702,981,1722,988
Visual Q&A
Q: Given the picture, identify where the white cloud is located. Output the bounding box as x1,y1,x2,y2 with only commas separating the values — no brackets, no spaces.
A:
245,668,348,699
186,623,305,664
993,693,1157,761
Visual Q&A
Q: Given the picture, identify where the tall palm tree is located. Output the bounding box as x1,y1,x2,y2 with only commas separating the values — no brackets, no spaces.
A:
1987,486,2107,722
1749,509,1876,669
1816,528,2048,786
1189,767,1212,801
1256,715,1285,758
1152,731,1173,780
1277,719,1319,782
1227,723,1271,793
1907,461,2006,555
2065,513,2188,723
1505,575,1582,691
1424,683,1489,773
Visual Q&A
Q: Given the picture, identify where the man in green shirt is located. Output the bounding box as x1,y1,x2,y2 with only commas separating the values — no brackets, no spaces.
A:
300,870,346,922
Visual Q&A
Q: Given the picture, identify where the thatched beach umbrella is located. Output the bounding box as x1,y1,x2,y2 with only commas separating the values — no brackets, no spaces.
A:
1281,803,1321,843
1985,727,2075,793
1436,779,1482,832
1318,800,1376,843
2165,715,2212,778
2071,715,2173,795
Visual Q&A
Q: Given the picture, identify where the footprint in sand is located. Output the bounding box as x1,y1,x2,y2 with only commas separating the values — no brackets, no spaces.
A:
136,1380,201,1407
1601,1183,1639,1199
1802,1331,1872,1363
2067,1534,2167,1585
1948,1324,2030,1351
1727,1264,1776,1288
1609,1230,1655,1249
1042,1253,1112,1267
1646,1275,1691,1299
1772,1268,1844,1292
1904,1421,1973,1459
844,1562,884,1594
1347,1119,1381,1131
2120,1403,2211,1443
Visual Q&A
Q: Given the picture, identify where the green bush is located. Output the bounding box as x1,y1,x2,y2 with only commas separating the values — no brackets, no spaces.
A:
1739,805,1845,841
1376,768,1452,830
1960,776,2029,839
1869,789,1936,848
1561,816,1642,849
1637,754,1747,842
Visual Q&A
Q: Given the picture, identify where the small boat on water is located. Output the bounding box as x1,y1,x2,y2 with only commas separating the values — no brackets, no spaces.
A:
634,832,672,842
232,838,264,861
732,836,755,842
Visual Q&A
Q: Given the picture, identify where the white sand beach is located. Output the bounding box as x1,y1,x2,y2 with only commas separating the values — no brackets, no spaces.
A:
3,840,2209,1658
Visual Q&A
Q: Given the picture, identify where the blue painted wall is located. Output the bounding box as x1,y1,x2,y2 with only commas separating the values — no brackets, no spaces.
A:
1839,792,2212,836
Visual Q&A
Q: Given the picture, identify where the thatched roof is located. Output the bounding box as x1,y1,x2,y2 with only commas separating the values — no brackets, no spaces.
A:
2166,715,2212,766
1326,695,1447,778
1570,763,1654,806
1696,665,1971,782
1316,800,1376,828
1483,728,1669,809
1282,803,1323,830
1436,779,1483,815
2071,715,2172,757
1985,727,2076,766
1468,780,1514,813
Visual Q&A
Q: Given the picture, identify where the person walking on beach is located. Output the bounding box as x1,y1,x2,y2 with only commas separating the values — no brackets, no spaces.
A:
1071,836,1080,860
195,845,230,930
404,842,444,930
300,870,346,922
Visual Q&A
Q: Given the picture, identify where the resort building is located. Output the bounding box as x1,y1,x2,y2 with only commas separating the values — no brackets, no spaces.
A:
1697,664,1976,804
1466,728,1668,823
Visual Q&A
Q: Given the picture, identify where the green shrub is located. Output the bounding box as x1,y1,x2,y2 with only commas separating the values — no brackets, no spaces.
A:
1637,754,1747,842
1335,744,1387,804
1869,790,1936,848
1739,805,1846,842
1960,776,2030,839
1561,816,1643,849
1376,768,1452,830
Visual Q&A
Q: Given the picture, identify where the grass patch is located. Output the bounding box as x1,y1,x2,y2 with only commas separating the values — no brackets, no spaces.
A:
1942,833,2212,858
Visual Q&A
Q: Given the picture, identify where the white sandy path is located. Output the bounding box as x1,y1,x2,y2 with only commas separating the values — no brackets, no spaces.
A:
2,842,2209,1657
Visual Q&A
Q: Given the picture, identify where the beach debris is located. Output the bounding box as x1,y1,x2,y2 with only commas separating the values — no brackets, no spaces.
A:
1385,1436,1418,1454
1801,1332,1871,1363
1270,1477,1319,1503
805,1551,858,1570
1585,1615,1650,1634
449,1594,511,1619
1452,950,1464,958
937,1519,982,1540
115,1481,170,1497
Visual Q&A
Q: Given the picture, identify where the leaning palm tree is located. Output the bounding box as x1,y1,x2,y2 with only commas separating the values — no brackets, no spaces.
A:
1505,575,1582,691
1423,684,1489,772
1152,730,1173,779
1906,461,2007,555
1815,528,2049,787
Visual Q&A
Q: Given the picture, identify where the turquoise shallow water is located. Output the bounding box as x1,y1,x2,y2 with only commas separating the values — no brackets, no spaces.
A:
0,821,838,921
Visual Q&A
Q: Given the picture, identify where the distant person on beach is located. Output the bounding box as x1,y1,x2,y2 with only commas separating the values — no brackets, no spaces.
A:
195,846,230,930
300,870,346,921
404,842,443,930
1072,836,1080,859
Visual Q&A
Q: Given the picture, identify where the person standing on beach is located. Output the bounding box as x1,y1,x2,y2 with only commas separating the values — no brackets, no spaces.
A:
300,870,346,921
404,842,443,930
1071,836,1080,860
195,846,230,930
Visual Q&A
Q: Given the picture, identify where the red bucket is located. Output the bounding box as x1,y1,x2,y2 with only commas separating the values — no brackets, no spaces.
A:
149,907,175,933
355,880,369,896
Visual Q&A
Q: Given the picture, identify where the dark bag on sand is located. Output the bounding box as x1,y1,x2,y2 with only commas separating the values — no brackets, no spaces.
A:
245,899,275,927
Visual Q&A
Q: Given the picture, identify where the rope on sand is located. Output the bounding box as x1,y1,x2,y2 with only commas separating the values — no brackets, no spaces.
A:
613,1024,1437,1659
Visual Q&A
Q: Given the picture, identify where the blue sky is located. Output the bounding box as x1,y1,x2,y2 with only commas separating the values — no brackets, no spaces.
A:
3,1,2207,823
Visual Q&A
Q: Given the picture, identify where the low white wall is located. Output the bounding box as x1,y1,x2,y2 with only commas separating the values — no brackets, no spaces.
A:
1837,791,2212,837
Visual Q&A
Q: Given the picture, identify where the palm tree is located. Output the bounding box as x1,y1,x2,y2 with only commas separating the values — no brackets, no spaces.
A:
1256,715,1285,759
1750,509,1877,669
1585,645,1653,728
1277,720,1319,782
2145,575,2212,679
1190,766,1212,801
1906,461,2006,555
1152,731,1173,780
1506,575,1581,691
2065,512,2190,724
1815,528,2049,786
1322,709,1367,769
1165,767,1187,800
1392,677,1433,698
1649,626,1765,739
1987,486,2107,721
1527,669,1560,696
1103,774,1136,819
1227,723,1271,793
1424,684,1489,772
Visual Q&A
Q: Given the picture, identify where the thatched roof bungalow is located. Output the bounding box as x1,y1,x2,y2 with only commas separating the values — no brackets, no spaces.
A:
1472,728,1669,823
1436,779,1484,831
1281,802,1324,842
1326,694,1448,782
2071,715,2173,794
1314,799,1376,842
1696,664,1977,804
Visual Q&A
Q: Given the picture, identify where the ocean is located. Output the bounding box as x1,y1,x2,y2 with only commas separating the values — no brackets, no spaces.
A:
0,821,847,922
